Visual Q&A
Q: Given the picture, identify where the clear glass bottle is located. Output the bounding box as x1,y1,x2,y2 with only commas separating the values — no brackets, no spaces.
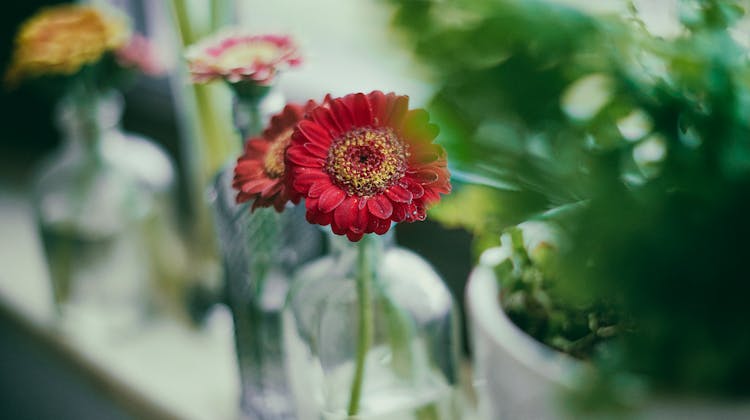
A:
210,91,323,419
33,87,182,331
284,230,462,420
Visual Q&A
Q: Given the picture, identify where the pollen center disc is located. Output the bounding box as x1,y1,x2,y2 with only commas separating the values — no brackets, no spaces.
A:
264,129,293,178
325,127,408,197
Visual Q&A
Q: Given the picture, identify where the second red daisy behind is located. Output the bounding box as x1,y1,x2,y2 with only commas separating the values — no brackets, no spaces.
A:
286,91,451,241
233,100,317,211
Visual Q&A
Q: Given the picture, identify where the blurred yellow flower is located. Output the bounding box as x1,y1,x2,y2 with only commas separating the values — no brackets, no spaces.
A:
4,5,129,86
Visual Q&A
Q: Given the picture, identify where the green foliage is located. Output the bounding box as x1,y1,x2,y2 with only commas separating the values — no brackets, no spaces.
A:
495,224,623,360
392,0,750,402
429,183,547,255
392,0,619,246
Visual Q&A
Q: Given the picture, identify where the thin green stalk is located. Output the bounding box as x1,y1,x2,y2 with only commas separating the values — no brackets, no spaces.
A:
233,98,278,300
247,100,262,137
194,84,239,170
170,0,194,46
169,0,237,268
248,207,280,299
211,0,235,29
348,235,375,417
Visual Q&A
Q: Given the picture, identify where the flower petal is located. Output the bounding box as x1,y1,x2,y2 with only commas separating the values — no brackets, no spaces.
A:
297,120,331,147
368,90,388,125
305,196,318,211
292,168,328,192
402,203,417,221
374,218,391,235
303,140,329,158
240,179,269,194
234,160,264,174
349,92,372,127
330,98,355,132
367,195,393,219
421,188,441,205
385,185,412,203
409,143,445,164
414,205,427,221
386,94,409,128
308,179,332,198
305,199,332,226
346,231,364,241
352,202,370,233
334,196,358,230
311,106,343,137
405,202,427,221
260,180,283,197
392,203,408,222
405,180,425,199
331,220,347,235
287,145,324,167
318,187,346,213
310,210,332,226
411,169,439,184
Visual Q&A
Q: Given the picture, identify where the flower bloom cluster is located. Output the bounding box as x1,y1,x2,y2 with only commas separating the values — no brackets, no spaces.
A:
234,91,451,241
5,5,129,86
186,31,302,85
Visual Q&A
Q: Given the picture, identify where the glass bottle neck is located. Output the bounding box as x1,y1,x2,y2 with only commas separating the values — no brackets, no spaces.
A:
56,88,124,156
233,96,263,142
232,84,272,143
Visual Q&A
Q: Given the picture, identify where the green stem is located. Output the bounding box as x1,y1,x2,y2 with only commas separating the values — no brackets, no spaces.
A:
348,235,375,417
248,207,279,299
247,100,262,137
234,97,263,142
169,0,238,268
211,0,234,29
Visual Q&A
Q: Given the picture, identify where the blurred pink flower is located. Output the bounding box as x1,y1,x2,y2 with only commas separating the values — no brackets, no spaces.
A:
185,31,301,85
115,33,164,76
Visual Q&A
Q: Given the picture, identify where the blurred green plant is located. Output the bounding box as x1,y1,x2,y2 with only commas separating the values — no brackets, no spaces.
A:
392,0,750,407
495,221,625,360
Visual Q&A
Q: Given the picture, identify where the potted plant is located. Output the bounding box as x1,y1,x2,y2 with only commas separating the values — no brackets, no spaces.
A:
390,0,750,417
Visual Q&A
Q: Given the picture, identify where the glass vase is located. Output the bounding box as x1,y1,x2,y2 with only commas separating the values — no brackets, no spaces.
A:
210,91,323,419
284,230,462,420
32,87,182,331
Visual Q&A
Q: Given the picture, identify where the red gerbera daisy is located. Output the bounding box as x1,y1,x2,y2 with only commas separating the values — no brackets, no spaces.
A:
286,91,451,241
233,100,316,211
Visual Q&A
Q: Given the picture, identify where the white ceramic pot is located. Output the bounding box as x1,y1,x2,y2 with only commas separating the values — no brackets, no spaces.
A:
466,247,579,420
466,247,750,420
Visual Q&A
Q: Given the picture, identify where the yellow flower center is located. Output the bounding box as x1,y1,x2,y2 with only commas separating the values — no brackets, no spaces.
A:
325,127,408,197
263,129,293,178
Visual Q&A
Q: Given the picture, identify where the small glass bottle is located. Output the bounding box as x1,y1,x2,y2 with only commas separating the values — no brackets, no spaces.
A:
284,230,462,420
33,87,181,330
210,91,323,419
